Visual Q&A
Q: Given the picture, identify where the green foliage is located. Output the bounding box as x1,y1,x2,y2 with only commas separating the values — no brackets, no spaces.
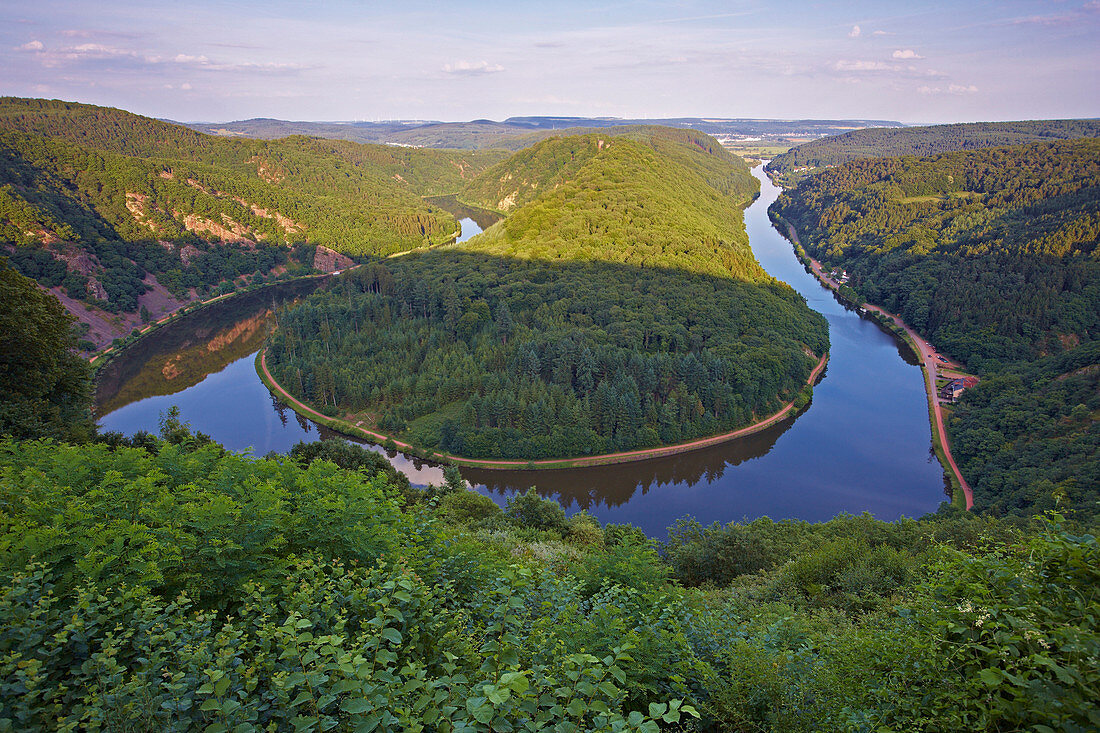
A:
0,438,406,603
288,438,412,499
0,259,92,442
0,432,1095,730
775,139,1099,521
767,118,1100,181
267,131,827,460
0,97,503,318
950,342,1100,520
774,138,1100,368
439,489,503,524
879,516,1100,731
506,489,569,532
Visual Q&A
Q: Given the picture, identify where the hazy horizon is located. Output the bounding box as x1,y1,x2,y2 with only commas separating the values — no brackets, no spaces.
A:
2,0,1098,125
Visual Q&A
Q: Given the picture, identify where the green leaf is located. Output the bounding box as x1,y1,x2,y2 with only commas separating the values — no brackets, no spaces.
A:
648,702,667,718
341,698,373,715
381,628,402,645
979,668,1002,687
290,691,313,708
354,715,381,733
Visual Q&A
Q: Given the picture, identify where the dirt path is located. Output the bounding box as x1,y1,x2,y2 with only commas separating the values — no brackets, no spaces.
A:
785,223,974,509
259,349,828,471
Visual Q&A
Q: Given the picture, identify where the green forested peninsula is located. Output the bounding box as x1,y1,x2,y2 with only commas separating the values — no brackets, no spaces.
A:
0,98,504,334
266,133,828,460
774,139,1099,520
766,119,1100,182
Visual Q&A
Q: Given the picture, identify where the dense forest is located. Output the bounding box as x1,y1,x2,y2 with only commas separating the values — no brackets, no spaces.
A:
266,133,828,459
2,149,1097,732
0,98,504,341
774,139,1099,521
458,127,757,214
766,119,1100,182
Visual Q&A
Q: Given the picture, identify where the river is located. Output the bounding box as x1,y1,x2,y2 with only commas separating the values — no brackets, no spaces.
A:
97,169,948,537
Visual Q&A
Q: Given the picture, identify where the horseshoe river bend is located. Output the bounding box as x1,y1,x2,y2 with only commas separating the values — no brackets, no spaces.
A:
95,166,949,538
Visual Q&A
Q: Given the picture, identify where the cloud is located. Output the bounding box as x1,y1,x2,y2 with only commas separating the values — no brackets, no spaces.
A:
834,59,893,72
848,25,861,38
17,40,44,51
441,60,505,75
872,30,894,36
919,83,978,95
23,41,309,75
892,49,923,59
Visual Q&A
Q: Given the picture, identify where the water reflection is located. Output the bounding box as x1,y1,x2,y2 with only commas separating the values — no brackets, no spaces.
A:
95,278,322,418
426,195,502,233
465,413,800,510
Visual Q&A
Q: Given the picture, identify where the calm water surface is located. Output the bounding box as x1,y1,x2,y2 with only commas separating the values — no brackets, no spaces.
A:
97,169,948,536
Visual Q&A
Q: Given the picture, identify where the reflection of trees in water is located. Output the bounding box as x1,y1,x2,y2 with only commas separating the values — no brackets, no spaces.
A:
465,414,798,510
425,195,502,232
270,393,290,427
95,279,323,417
294,411,315,434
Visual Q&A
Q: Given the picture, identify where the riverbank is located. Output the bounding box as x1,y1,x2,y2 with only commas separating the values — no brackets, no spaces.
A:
87,268,356,374
772,216,974,510
257,347,828,471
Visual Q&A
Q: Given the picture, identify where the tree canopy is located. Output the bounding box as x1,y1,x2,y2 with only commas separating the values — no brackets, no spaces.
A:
0,259,92,442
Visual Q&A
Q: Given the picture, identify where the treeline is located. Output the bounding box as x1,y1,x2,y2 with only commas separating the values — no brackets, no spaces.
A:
774,139,1099,521
767,118,1100,181
459,127,756,214
267,132,827,460
0,97,503,319
949,341,1099,520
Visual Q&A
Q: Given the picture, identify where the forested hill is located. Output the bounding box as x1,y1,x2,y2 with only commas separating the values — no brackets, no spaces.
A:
459,127,756,214
0,98,504,347
267,130,829,460
766,119,1100,182
773,139,1099,520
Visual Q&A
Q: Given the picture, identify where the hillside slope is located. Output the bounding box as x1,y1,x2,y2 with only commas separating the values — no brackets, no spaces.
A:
0,98,502,346
767,119,1100,183
267,130,828,460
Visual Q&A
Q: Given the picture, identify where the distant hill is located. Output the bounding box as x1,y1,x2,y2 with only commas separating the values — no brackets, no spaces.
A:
0,98,504,347
766,119,1100,182
185,115,905,150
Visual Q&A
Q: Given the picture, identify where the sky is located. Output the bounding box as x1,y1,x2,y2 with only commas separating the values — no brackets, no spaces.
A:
2,0,1098,124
